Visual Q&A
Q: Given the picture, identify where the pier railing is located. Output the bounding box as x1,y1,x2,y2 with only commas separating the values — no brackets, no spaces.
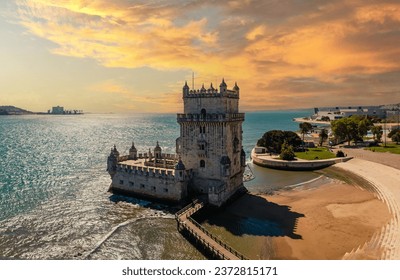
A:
187,216,248,260
175,200,248,260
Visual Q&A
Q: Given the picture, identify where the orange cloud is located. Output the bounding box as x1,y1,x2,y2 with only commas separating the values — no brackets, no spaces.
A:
88,79,181,113
15,0,400,112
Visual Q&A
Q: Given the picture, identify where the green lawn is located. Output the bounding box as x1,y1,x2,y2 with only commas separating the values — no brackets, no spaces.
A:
365,144,400,154
295,147,336,160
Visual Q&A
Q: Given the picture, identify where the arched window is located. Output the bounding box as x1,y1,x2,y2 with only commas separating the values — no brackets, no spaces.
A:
201,108,206,115
200,160,205,168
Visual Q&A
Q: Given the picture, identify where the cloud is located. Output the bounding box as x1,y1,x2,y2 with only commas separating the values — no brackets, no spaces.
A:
88,79,181,112
14,0,400,111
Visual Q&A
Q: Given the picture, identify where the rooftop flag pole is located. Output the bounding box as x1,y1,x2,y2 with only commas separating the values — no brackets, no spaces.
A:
192,72,194,90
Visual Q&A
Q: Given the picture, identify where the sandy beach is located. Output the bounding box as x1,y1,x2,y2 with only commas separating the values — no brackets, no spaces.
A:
259,152,399,259
263,179,391,259
209,149,399,260
219,176,390,260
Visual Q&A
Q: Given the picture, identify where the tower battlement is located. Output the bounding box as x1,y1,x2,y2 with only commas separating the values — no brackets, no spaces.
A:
183,79,240,99
183,79,240,115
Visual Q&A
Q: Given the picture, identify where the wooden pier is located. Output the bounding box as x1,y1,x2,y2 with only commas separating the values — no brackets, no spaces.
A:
175,200,247,260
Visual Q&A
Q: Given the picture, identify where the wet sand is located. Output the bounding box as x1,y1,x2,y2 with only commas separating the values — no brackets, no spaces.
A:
263,180,391,259
206,173,392,260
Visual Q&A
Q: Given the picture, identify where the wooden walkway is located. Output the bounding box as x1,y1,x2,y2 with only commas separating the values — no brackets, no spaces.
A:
175,200,247,260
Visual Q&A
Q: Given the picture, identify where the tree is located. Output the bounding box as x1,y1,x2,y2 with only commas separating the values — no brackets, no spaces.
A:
321,116,330,122
257,130,302,153
391,131,400,144
358,120,368,138
331,118,357,146
299,122,313,150
318,128,328,146
280,141,295,160
371,125,383,142
331,116,372,146
388,128,400,139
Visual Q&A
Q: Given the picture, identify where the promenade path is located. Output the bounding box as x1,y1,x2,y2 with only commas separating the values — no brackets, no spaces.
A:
176,201,246,260
337,147,400,170
335,158,400,259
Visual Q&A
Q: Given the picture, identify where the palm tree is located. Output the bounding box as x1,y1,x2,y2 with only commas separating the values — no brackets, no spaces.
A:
319,128,328,146
299,122,312,151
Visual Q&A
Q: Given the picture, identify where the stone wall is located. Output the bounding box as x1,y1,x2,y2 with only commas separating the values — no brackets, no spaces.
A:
111,167,188,202
252,149,352,171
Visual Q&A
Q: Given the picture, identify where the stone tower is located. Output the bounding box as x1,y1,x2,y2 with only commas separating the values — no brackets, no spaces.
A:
176,79,246,206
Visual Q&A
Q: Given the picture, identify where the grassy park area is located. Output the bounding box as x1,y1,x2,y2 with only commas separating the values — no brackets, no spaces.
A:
295,147,336,160
365,144,400,155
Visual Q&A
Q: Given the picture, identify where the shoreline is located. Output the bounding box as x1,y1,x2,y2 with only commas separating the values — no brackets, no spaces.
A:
204,156,399,260
261,157,400,259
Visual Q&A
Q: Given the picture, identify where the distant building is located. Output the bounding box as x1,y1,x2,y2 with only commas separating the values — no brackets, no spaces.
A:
49,106,83,114
51,106,64,114
313,106,387,121
107,79,246,206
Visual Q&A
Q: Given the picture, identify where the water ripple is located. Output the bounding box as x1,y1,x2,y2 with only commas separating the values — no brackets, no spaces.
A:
0,111,313,259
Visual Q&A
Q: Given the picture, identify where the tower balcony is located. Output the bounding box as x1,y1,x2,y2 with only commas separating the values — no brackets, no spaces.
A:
177,113,245,123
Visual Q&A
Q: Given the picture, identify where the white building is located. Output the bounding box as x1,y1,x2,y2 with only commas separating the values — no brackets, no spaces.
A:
313,106,387,121
107,79,246,207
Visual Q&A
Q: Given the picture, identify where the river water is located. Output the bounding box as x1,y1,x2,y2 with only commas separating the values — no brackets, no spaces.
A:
0,110,318,259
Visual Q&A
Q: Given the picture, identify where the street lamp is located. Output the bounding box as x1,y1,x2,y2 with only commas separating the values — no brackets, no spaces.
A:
383,119,387,147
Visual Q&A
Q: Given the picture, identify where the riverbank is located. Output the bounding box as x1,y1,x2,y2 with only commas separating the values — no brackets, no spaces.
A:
259,155,400,259
203,155,399,259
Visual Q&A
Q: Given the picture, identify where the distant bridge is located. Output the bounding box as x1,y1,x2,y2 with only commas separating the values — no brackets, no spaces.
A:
175,200,247,260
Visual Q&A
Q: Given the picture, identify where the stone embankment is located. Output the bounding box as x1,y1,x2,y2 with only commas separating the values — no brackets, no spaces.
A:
251,148,351,171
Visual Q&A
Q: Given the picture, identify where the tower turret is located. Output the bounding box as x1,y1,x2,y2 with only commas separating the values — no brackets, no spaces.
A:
208,83,215,93
129,141,137,160
175,157,186,182
233,82,240,94
240,148,246,167
154,141,162,159
107,145,120,178
219,78,227,93
201,83,206,93
220,155,231,177
183,81,190,95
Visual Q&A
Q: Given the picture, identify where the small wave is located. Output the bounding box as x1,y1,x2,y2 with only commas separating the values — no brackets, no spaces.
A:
281,175,325,189
82,213,174,259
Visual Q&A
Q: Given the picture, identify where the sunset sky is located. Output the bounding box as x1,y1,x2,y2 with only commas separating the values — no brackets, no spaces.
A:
0,0,399,113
